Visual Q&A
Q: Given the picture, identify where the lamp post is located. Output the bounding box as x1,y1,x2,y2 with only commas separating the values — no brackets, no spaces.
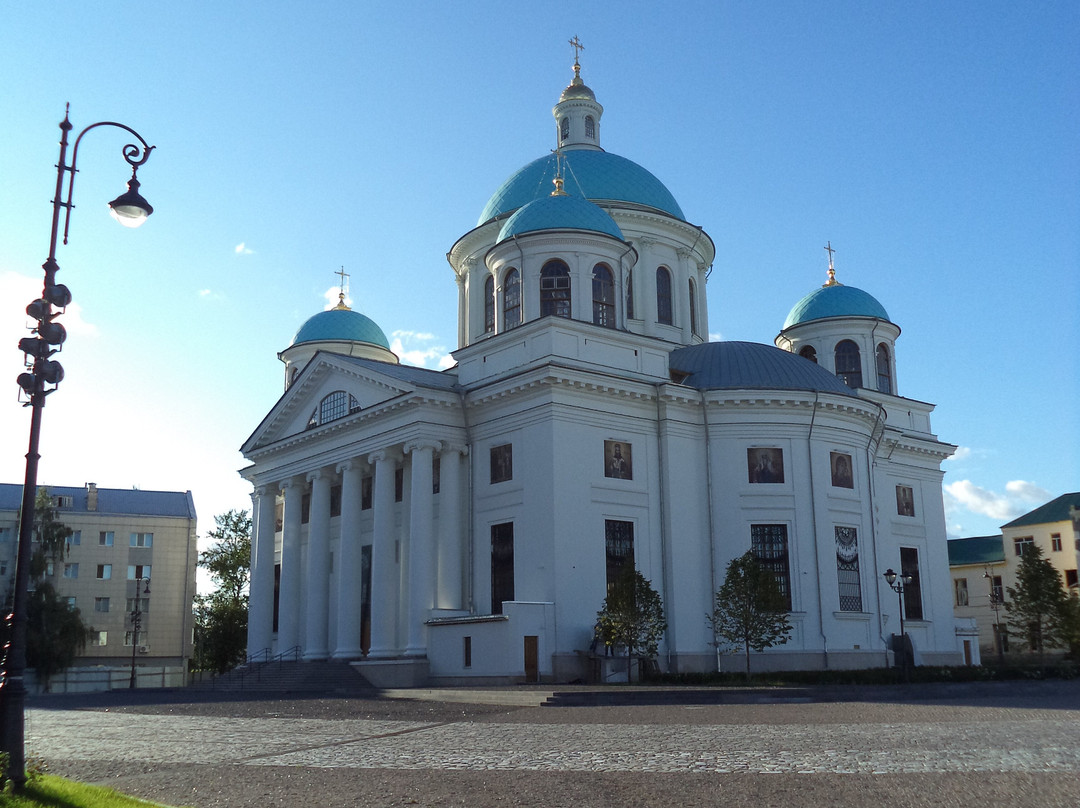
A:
883,568,913,676
129,576,150,689
0,105,154,788
984,569,1005,664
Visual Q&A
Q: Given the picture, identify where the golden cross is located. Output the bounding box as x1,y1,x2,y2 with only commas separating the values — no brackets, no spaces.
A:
336,265,350,294
823,242,838,286
824,241,836,269
569,35,585,65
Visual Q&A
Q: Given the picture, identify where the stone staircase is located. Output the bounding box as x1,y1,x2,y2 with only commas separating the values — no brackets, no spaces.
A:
197,660,374,694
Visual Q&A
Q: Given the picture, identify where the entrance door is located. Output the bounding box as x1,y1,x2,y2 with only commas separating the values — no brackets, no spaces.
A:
523,635,539,683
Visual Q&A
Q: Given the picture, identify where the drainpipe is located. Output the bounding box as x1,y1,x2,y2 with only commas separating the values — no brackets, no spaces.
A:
700,389,719,669
457,386,475,614
653,383,674,671
805,391,830,667
864,406,889,663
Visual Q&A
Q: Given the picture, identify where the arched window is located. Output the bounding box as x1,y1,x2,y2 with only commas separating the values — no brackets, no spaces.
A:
799,345,818,364
540,260,571,319
835,340,862,388
592,264,615,327
626,269,635,319
560,117,570,141
585,115,595,139
688,278,698,335
311,390,360,428
876,343,892,393
656,267,673,325
484,275,495,333
503,268,521,329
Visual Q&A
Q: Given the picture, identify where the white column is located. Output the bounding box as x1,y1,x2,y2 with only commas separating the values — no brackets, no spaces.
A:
437,445,465,610
367,450,400,657
303,469,332,660
638,237,658,333
404,441,439,656
677,247,693,344
334,459,365,658
277,478,305,653
247,484,278,657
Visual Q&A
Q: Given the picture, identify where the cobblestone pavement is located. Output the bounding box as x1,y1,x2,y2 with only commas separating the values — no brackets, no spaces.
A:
25,681,1080,808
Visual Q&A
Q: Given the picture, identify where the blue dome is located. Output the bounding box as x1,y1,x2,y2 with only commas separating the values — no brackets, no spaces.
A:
480,151,685,225
668,341,857,396
783,284,891,329
497,193,624,242
290,308,391,350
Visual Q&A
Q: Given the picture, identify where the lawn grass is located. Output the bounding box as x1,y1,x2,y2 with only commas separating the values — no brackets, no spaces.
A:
0,774,186,808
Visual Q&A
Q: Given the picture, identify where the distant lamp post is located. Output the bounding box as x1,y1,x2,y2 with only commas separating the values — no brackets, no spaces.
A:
984,569,1005,663
0,105,155,789
129,577,151,689
883,568,913,674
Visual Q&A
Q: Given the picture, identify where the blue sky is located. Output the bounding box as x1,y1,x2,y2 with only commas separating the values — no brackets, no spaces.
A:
1,2,1077,559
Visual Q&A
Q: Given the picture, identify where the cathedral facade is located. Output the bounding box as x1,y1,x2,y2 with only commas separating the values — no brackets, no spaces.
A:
241,58,960,684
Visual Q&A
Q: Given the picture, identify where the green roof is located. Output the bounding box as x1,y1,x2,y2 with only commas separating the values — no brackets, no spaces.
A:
1002,492,1080,528
947,535,1005,566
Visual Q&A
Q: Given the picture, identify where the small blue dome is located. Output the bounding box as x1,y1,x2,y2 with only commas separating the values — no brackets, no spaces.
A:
480,150,685,225
783,284,891,329
668,341,857,396
497,193,624,242
290,308,390,350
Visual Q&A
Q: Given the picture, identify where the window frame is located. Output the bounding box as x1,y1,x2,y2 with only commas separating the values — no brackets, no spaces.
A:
503,268,521,330
835,339,862,388
591,263,615,328
540,260,572,319
656,266,673,325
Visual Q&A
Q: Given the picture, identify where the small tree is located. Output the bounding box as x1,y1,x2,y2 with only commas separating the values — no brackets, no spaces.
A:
595,565,666,682
709,551,792,680
1005,544,1068,656
193,510,251,674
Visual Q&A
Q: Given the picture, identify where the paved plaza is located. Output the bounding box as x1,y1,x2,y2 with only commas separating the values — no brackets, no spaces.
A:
27,680,1080,807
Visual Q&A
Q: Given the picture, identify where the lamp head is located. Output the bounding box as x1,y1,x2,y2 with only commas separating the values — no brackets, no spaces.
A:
108,172,153,228
883,569,897,586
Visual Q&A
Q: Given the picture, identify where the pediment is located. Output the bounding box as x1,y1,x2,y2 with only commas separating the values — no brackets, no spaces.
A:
242,353,418,454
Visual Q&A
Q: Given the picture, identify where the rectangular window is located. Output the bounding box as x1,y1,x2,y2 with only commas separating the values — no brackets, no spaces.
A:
1051,533,1063,552
896,485,915,516
835,526,862,611
124,630,145,647
490,444,513,484
432,455,441,495
361,476,373,510
128,564,151,580
130,532,153,548
394,468,404,502
46,561,55,577
463,636,472,668
990,575,1004,606
0,560,7,576
99,531,114,546
900,547,923,620
66,530,81,546
751,524,791,610
330,484,342,518
1065,570,1078,590
53,495,74,508
65,596,76,608
63,563,79,579
97,564,112,580
604,519,635,593
95,597,110,613
91,631,107,647
1013,536,1034,556
954,577,969,607
301,493,311,524
0,527,10,542
126,597,150,614
490,522,515,615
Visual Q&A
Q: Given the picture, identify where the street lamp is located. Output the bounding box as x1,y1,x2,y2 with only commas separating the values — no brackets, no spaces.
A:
129,577,150,689
883,568,913,675
0,105,154,788
983,569,1005,664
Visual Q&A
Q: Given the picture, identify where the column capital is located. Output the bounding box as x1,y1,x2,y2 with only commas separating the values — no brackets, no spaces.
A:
336,458,368,475
306,467,335,484
404,439,442,456
439,443,469,458
368,448,402,466
253,483,279,498
281,476,307,493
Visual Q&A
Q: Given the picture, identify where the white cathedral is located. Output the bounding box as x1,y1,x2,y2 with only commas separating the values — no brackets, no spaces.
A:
241,55,962,685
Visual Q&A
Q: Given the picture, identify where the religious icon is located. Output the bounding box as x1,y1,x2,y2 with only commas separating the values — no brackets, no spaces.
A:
896,485,915,517
830,452,854,488
604,440,632,480
748,447,784,484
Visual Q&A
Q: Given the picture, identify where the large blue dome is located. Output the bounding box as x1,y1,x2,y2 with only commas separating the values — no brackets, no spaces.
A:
668,341,857,396
480,150,685,225
783,284,891,329
497,193,624,242
290,308,391,350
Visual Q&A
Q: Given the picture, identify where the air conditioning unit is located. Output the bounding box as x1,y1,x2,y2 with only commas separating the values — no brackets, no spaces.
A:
137,645,150,654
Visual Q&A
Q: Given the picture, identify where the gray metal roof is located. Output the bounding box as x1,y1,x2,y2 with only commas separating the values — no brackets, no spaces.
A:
668,341,858,396
334,354,460,391
1002,492,1080,529
947,535,1005,566
0,484,196,519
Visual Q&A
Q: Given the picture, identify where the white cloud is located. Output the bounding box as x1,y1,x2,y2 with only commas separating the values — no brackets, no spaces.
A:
943,479,1050,524
945,446,972,462
390,329,454,370
323,285,351,310
708,331,724,342
234,243,254,255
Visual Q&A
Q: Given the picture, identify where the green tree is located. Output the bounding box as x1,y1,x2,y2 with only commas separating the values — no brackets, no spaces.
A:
193,510,251,674
1005,544,1069,656
595,565,666,682
23,488,90,691
709,551,793,680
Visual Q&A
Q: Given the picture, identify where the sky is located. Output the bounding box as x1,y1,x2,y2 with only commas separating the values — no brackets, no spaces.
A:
1,2,1077,574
